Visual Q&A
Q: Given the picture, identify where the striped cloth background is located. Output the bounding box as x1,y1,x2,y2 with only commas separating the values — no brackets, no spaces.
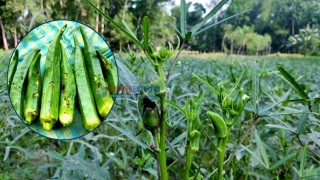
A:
11,20,116,139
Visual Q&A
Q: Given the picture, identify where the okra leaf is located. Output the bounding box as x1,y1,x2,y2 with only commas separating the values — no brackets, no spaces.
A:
300,144,308,176
117,59,139,86
277,65,309,100
85,0,143,48
270,153,296,170
103,148,121,167
265,124,296,133
166,100,187,117
121,20,137,39
193,9,251,36
170,132,187,147
43,151,66,161
243,145,268,169
251,65,260,114
73,139,103,161
170,22,183,37
296,108,308,134
283,98,310,103
226,71,244,96
191,0,229,35
192,73,218,95
107,122,149,150
255,130,270,169
180,0,191,37
3,147,10,161
143,16,150,50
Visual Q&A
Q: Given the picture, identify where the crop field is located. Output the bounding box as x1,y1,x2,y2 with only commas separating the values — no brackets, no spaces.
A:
1,49,319,179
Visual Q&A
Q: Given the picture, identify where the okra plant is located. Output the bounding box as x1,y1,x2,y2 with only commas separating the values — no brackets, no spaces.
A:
85,0,249,179
193,73,249,179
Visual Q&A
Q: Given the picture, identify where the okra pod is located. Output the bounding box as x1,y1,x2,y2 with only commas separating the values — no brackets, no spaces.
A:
73,33,100,131
80,26,113,118
59,44,76,126
138,95,159,133
40,24,67,130
207,111,228,138
96,50,118,94
10,49,40,118
8,50,19,90
24,51,42,124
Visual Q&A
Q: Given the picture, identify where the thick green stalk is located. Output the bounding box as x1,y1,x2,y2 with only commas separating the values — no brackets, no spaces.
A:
184,144,192,180
158,91,168,180
217,127,231,180
155,64,166,81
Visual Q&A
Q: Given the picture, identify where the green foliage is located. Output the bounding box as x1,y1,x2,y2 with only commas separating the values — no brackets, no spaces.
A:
223,25,272,55
288,25,320,56
1,51,320,179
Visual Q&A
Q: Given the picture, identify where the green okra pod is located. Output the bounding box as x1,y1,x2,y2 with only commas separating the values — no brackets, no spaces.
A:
24,52,42,124
8,50,19,90
40,24,67,130
59,44,76,126
80,26,113,118
96,50,118,94
73,33,100,131
207,111,228,138
10,49,40,118
138,95,160,133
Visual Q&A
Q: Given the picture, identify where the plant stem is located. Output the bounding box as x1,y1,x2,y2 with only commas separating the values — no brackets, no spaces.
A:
158,91,168,180
154,131,162,178
217,138,225,180
184,145,192,180
217,128,230,180
166,40,185,80
156,64,166,81
224,114,259,167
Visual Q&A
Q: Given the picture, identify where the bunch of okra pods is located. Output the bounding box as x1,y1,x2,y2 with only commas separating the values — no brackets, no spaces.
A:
8,24,117,131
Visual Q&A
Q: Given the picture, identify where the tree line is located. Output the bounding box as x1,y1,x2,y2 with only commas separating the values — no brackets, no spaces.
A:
0,0,319,55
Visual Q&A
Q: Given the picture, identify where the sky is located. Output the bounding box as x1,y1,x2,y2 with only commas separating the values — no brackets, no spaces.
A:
173,0,213,12
165,0,230,17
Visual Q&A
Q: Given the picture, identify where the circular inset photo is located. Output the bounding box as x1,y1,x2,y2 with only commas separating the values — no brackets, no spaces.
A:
7,20,118,139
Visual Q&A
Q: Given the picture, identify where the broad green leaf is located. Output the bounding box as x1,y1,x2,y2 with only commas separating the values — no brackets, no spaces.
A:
277,66,309,100
270,153,296,170
191,0,230,35
108,122,149,149
192,73,218,94
193,9,251,36
255,130,270,168
84,0,143,48
143,16,149,50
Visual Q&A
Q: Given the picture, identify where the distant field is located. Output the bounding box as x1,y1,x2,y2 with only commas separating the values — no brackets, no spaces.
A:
1,50,319,179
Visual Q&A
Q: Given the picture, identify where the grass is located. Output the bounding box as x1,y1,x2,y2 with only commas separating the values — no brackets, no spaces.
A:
1,49,319,179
